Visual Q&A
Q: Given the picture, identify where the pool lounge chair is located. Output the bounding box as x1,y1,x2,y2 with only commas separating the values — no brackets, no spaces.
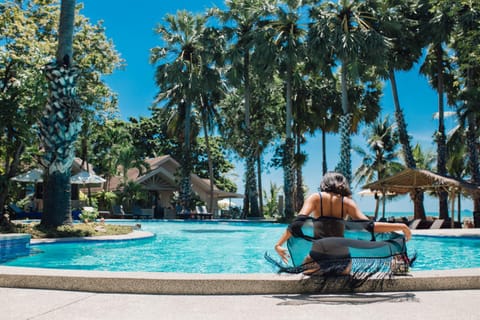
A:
196,206,213,220
7,203,42,219
430,219,444,229
176,209,192,219
111,205,132,219
132,206,153,219
409,219,421,230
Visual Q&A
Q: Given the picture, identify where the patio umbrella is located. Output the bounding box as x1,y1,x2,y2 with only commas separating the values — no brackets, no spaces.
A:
70,171,106,185
11,168,44,183
71,171,106,206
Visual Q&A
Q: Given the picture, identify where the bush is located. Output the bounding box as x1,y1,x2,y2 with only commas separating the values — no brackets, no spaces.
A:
79,207,99,223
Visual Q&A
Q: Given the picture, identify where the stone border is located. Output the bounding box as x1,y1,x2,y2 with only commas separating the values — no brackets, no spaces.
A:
30,230,155,244
0,266,479,295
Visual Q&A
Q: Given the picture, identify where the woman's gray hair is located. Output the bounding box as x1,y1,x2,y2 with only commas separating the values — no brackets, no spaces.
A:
320,172,352,197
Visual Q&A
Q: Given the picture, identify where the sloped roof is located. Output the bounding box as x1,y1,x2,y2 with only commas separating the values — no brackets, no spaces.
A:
362,168,480,195
109,155,243,198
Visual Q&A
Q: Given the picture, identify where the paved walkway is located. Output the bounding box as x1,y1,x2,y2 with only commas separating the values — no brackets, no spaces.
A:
2,287,479,320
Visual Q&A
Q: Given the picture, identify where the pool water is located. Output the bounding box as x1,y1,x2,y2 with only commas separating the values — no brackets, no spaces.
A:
2,221,480,273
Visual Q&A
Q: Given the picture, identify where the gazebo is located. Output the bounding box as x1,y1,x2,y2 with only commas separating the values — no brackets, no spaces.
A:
362,168,480,227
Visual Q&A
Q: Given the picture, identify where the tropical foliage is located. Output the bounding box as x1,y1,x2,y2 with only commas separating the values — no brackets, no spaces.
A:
2,0,480,225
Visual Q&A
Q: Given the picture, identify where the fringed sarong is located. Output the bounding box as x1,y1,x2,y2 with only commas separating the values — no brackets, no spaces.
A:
265,217,415,291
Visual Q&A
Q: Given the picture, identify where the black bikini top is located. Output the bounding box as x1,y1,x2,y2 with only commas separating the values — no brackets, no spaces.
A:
319,191,345,219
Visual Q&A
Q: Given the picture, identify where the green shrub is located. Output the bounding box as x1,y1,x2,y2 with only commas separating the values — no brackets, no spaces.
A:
79,207,99,223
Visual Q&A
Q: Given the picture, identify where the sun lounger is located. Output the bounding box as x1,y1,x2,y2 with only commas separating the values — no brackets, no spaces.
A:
111,205,132,219
196,206,213,220
409,219,421,230
430,219,444,229
7,203,42,219
132,206,153,219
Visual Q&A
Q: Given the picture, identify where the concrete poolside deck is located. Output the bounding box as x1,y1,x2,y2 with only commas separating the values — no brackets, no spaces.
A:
2,287,479,320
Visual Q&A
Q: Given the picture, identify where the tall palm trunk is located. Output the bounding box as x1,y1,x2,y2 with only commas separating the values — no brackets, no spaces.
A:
336,64,352,182
388,68,426,220
180,101,193,210
295,132,304,212
40,0,80,227
283,71,294,219
256,154,264,217
201,112,215,214
434,45,449,220
466,105,480,212
321,129,327,175
243,51,259,217
0,141,24,219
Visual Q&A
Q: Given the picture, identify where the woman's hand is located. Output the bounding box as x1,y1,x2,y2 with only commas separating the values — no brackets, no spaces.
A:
275,244,290,264
402,224,412,241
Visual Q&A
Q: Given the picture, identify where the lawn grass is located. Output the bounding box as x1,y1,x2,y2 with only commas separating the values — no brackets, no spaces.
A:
1,221,133,239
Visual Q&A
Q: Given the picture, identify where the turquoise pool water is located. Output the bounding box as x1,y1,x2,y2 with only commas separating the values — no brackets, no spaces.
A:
2,221,480,273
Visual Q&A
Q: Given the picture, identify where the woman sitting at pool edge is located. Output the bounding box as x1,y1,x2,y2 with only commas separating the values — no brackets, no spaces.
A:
274,172,412,275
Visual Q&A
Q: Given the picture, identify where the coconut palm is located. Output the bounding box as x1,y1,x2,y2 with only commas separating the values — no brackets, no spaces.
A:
191,21,225,214
449,1,480,211
215,0,276,217
354,115,403,220
418,0,456,219
309,74,342,176
151,10,214,211
265,0,308,218
39,0,81,227
308,0,390,183
374,0,427,219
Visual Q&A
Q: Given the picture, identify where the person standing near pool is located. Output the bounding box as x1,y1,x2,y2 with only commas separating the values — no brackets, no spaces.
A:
272,172,413,277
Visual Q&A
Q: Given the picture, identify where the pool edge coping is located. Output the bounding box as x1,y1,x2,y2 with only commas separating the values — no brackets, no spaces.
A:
1,266,479,295
2,227,480,294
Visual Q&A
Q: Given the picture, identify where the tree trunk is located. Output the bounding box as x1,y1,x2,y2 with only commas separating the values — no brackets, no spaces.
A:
283,72,294,219
435,44,449,219
389,68,426,220
256,154,264,217
39,0,79,227
0,142,24,219
321,129,327,176
42,171,72,226
283,137,295,219
180,102,193,210
202,113,215,214
295,133,304,212
243,51,259,217
245,147,260,217
336,64,352,182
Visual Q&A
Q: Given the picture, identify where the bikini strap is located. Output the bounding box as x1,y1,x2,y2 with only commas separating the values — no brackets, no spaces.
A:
318,192,323,217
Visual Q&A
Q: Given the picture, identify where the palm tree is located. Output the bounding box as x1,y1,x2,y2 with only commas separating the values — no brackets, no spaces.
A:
354,115,402,220
374,0,427,219
215,0,276,217
117,146,149,184
418,0,456,219
39,0,81,227
309,74,342,176
308,0,390,183
151,10,212,211
265,0,307,218
191,21,225,214
449,1,480,212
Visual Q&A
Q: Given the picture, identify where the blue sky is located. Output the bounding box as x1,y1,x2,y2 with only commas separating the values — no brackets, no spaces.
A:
79,0,471,214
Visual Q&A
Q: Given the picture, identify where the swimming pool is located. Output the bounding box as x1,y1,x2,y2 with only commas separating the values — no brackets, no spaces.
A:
2,221,480,273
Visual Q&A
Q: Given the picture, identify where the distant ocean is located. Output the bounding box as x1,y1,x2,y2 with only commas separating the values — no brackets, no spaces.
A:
364,210,474,219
